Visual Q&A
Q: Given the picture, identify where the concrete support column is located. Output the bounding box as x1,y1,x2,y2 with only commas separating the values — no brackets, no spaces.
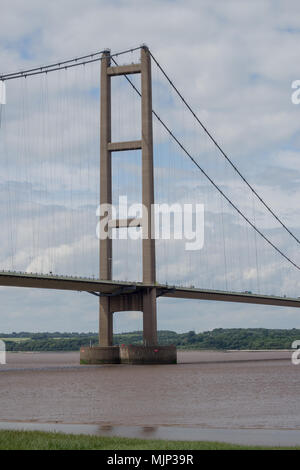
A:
99,297,113,347
141,46,157,346
143,288,157,346
99,50,113,346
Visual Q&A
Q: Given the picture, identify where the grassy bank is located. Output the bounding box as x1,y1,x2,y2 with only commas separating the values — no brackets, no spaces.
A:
0,430,298,450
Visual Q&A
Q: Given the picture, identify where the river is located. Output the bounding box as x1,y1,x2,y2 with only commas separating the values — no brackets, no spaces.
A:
0,350,299,446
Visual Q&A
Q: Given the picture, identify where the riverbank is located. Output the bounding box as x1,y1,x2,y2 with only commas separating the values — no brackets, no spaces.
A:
2,328,300,352
0,430,299,450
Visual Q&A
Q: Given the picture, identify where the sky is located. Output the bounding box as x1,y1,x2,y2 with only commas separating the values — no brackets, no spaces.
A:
0,0,300,333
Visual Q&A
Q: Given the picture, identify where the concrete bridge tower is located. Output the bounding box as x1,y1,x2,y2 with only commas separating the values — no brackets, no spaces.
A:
80,46,176,365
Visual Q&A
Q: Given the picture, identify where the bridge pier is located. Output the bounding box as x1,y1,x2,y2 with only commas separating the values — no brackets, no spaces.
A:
143,288,157,346
79,46,176,365
99,297,113,347
80,286,176,364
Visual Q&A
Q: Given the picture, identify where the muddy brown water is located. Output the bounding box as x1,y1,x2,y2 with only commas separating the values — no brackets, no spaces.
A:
0,350,299,446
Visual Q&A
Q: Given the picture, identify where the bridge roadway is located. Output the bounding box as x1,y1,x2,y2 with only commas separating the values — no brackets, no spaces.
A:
0,271,299,308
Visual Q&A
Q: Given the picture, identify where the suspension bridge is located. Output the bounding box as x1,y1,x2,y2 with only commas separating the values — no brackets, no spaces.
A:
0,45,299,364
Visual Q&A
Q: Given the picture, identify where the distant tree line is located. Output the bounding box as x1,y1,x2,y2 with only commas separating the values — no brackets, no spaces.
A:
1,328,300,351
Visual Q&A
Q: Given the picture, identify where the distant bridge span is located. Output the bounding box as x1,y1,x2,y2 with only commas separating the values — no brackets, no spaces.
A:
0,271,299,309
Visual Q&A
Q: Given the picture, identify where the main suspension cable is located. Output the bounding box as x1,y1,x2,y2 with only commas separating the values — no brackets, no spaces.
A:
0,46,142,81
149,51,300,247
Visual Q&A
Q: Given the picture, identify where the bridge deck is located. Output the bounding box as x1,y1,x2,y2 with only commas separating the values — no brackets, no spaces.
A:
0,271,299,308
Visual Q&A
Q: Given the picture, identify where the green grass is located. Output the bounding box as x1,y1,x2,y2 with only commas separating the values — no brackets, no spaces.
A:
0,338,31,343
0,430,299,450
